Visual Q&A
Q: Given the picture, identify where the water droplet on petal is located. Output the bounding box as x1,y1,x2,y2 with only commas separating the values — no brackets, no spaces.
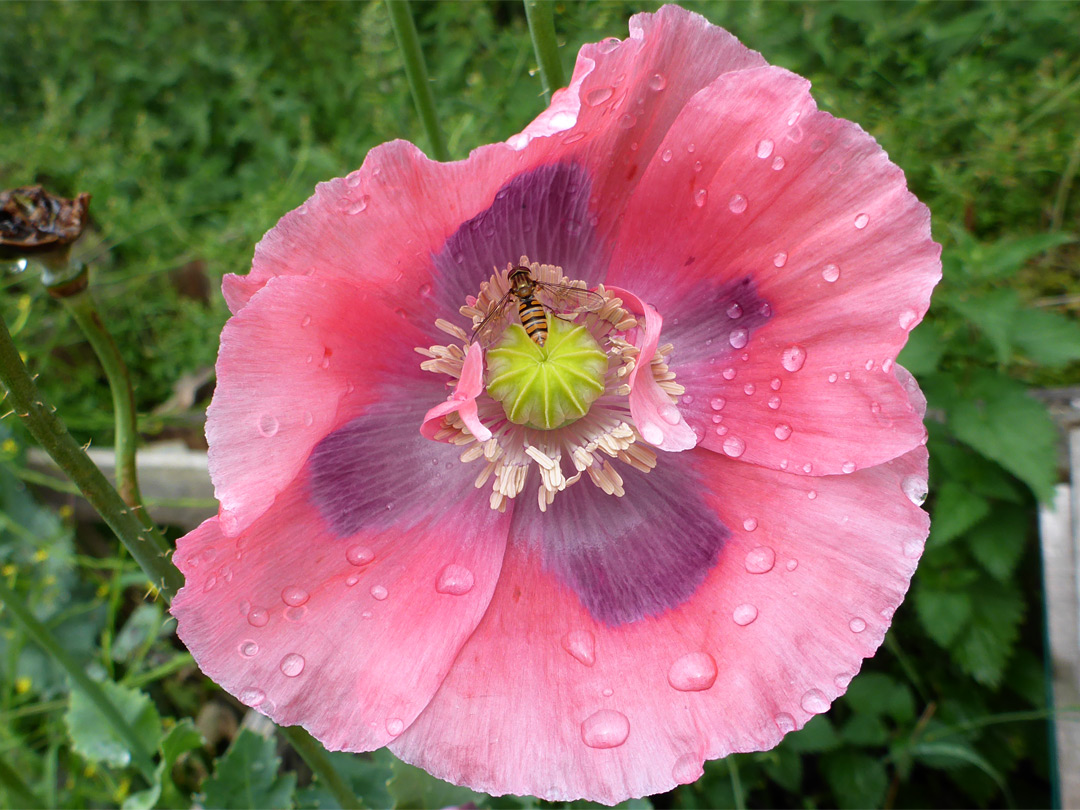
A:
693,188,708,207
774,423,792,441
822,264,840,283
239,687,266,707
596,38,620,54
728,193,747,214
787,111,801,126
257,413,279,438
370,585,388,601
849,617,867,633
239,641,259,657
281,586,309,607
842,461,856,474
786,558,798,571
756,139,774,159
649,73,667,91
835,672,854,689
618,113,637,129
773,252,788,268
726,302,743,319
902,475,928,506
743,517,758,531
710,398,726,411
562,630,596,666
346,196,369,215
667,652,717,692
301,314,312,328
801,689,830,714
417,283,432,298
807,490,817,500
743,383,755,396
386,717,405,736
661,149,673,163
781,345,806,372
581,709,630,749
733,603,758,626
585,87,613,106
247,607,269,627
280,653,305,677
828,372,838,383
435,564,475,595
722,436,745,457
768,395,781,410
854,213,869,229
759,302,773,318
728,328,748,349
775,713,796,733
899,309,918,330
672,754,704,785
345,171,363,188
722,367,737,381
659,404,682,425
772,156,785,171
345,574,360,587
641,423,664,445
745,546,776,574
346,545,374,566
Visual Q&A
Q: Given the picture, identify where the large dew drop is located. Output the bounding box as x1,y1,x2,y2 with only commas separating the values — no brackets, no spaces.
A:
667,652,718,692
781,345,807,372
580,709,630,749
800,689,830,715
435,564,475,596
281,586,309,607
346,545,375,566
279,653,305,677
733,603,758,626
672,754,704,785
744,546,776,574
562,630,597,667
722,436,745,457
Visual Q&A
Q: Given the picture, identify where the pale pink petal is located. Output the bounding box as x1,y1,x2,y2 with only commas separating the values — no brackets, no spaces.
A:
606,65,940,474
171,473,509,751
420,342,491,442
607,285,695,452
207,275,430,535
390,445,929,802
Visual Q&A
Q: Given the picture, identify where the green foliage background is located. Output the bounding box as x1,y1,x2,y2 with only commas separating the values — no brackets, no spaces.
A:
1,1,1079,808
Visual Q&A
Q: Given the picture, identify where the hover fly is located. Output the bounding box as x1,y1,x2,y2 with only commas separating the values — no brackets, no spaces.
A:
472,265,606,349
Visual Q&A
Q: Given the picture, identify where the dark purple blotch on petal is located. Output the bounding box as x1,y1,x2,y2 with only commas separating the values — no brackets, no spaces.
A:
511,456,728,626
307,398,479,537
433,163,601,308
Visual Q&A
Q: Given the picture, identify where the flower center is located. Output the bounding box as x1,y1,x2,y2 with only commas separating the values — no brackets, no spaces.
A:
418,257,687,512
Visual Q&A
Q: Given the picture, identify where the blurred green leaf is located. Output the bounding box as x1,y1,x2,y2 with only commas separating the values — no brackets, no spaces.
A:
296,749,394,810
387,754,484,810
201,729,296,810
949,289,1020,365
64,679,162,769
782,715,842,754
898,319,947,375
914,586,973,648
962,232,1075,281
1012,307,1080,366
820,751,888,809
954,580,1025,688
910,740,1009,797
123,719,203,810
966,505,1029,582
112,603,165,663
844,673,916,724
930,481,990,547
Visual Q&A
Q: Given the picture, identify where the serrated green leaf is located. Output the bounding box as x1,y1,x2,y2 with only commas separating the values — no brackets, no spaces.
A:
914,585,973,648
954,580,1024,688
1012,306,1080,366
123,719,204,810
781,715,841,754
820,751,888,809
844,673,916,724
966,505,1029,581
201,729,296,810
296,749,393,810
65,679,162,769
898,319,946,375
930,481,990,547
950,289,1020,365
946,371,1057,502
387,754,483,810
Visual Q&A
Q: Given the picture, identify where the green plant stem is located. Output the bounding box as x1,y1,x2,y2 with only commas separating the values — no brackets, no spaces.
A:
386,0,449,162
727,755,745,810
281,725,361,809
0,313,182,600
0,755,45,809
59,289,143,510
0,578,156,781
524,0,564,103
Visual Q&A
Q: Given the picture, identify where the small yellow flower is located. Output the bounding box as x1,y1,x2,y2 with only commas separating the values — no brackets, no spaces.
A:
1,439,17,455
1,564,15,577
33,549,48,563
14,677,31,694
59,504,74,519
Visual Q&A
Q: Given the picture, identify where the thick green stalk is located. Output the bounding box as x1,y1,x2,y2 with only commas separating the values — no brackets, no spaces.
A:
524,0,565,103
59,289,143,510
0,313,182,600
282,725,362,809
0,578,156,781
386,0,450,161
0,755,45,809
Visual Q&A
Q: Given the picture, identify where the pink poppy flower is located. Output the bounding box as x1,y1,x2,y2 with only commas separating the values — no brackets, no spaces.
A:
171,4,939,803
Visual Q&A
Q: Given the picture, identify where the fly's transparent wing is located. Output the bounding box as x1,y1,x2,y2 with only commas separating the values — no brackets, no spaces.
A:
532,280,606,317
471,289,515,348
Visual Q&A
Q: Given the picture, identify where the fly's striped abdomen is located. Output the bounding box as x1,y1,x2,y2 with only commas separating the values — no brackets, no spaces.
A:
518,296,548,346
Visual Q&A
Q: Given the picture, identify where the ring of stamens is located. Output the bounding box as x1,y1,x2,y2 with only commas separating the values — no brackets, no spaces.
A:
417,256,685,512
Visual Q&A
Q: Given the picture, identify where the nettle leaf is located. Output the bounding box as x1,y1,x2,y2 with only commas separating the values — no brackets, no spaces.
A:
65,679,162,769
954,580,1025,688
950,289,1020,365
1012,306,1080,366
843,673,916,724
945,371,1057,502
387,753,484,810
914,585,973,649
966,505,1029,581
820,751,889,810
201,729,297,810
123,719,204,810
929,481,990,547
